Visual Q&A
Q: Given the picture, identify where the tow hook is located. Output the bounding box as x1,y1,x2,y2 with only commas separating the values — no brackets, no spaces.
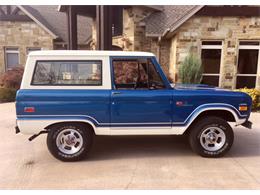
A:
28,130,48,141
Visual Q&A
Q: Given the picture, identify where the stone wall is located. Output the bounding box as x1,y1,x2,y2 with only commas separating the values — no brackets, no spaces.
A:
0,21,53,73
112,7,152,51
91,6,152,52
158,40,171,76
113,7,170,75
119,7,172,76
90,7,170,76
170,16,260,89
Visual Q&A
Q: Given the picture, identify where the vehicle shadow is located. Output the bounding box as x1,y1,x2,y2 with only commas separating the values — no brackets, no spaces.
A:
228,129,260,158
87,135,193,161
86,129,260,161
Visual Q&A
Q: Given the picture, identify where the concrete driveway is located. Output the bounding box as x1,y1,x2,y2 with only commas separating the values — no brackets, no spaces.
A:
0,102,259,189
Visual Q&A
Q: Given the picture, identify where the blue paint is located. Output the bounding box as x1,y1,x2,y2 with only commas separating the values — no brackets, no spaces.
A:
16,87,251,128
110,89,173,127
16,89,111,124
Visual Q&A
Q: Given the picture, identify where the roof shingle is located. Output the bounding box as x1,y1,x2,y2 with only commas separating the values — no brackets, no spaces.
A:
21,5,92,44
145,5,203,36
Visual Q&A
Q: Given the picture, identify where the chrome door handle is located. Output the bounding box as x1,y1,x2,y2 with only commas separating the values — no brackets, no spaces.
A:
112,91,121,95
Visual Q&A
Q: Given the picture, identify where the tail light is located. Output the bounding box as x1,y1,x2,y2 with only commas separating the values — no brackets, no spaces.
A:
24,107,35,113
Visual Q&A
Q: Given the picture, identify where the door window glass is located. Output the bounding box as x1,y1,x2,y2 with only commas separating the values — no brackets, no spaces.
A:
112,58,165,90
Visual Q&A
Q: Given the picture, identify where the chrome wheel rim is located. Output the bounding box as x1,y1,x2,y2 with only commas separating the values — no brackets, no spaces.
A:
56,129,83,155
199,127,226,152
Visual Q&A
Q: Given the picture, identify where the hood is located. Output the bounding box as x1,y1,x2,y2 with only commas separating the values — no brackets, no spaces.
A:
171,83,230,91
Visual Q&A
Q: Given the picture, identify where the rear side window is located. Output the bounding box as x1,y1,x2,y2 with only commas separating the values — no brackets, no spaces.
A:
31,61,102,85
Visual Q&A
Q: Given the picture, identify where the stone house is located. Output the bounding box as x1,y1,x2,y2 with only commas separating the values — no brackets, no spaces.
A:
87,5,260,89
0,5,91,73
2,5,260,90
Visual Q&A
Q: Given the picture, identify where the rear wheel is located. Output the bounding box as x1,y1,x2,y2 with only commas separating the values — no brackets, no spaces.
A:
189,117,234,157
47,123,93,161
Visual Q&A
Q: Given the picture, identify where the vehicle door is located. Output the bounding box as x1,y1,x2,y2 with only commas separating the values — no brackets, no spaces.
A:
110,57,173,128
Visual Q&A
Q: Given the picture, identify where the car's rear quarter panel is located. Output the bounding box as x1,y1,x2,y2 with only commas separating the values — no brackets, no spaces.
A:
16,89,111,126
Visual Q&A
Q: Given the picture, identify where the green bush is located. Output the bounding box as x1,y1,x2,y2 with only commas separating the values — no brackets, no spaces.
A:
0,88,17,102
179,53,203,84
236,88,260,111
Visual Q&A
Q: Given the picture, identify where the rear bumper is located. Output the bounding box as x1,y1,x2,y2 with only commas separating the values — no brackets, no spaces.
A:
15,126,20,134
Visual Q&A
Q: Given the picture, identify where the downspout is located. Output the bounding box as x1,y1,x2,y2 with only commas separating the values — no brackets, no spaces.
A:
162,28,170,38
157,28,170,76
157,36,161,62
158,28,171,61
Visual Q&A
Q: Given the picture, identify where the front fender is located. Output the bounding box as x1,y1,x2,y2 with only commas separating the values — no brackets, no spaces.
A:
173,103,248,134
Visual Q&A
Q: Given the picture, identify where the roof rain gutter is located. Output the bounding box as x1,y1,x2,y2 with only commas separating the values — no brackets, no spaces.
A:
162,28,170,38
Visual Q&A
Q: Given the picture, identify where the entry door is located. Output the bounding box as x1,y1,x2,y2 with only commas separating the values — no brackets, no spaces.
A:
110,57,172,128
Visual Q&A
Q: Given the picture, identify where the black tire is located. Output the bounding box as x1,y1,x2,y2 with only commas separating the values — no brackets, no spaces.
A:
47,123,93,162
188,116,234,158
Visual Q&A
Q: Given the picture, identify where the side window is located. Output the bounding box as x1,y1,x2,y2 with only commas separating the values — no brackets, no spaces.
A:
5,48,19,70
32,61,102,85
112,58,165,90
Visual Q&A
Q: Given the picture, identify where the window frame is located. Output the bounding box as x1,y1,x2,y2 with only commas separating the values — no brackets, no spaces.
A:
236,41,260,89
110,57,168,90
30,60,103,86
4,47,20,71
201,40,224,87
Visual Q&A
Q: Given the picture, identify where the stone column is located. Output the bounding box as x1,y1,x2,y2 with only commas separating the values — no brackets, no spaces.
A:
220,39,237,89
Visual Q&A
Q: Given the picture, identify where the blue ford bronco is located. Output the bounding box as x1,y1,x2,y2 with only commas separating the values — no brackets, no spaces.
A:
16,50,252,161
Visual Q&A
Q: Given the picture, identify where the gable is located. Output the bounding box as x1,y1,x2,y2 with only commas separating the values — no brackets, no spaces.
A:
145,5,260,38
0,5,57,39
0,5,32,21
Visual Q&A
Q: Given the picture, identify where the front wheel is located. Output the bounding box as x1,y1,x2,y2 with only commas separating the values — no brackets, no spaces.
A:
47,123,93,161
189,117,234,158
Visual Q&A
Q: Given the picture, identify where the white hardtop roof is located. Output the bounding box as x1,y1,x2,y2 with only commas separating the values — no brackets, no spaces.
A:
29,50,155,57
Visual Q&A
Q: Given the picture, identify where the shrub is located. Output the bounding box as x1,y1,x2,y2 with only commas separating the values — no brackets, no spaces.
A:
236,88,260,111
0,88,17,102
0,66,24,89
179,53,202,84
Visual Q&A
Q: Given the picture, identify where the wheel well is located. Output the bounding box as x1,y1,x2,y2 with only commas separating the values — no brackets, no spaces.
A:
45,121,95,134
196,110,235,122
184,110,235,135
